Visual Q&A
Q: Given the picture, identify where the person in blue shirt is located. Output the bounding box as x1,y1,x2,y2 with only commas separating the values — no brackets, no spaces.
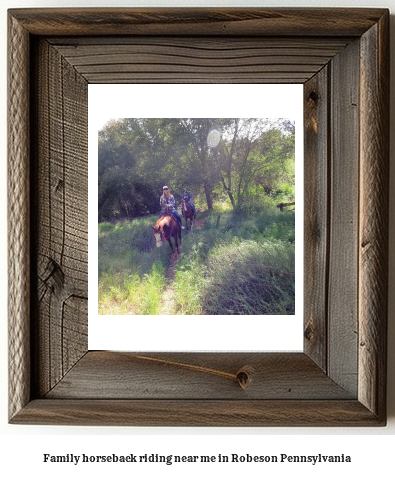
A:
181,189,196,219
159,186,184,228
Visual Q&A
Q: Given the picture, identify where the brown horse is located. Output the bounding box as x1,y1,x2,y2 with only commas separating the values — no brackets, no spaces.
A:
151,210,181,254
181,199,194,231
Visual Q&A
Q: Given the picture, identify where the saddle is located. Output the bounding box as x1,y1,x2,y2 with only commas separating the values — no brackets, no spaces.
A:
162,208,177,223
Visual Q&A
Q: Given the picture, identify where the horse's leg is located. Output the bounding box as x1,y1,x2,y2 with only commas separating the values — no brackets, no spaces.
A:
166,237,174,253
173,228,179,254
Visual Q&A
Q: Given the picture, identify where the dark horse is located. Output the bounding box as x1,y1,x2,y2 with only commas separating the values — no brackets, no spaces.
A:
151,209,181,254
181,199,194,231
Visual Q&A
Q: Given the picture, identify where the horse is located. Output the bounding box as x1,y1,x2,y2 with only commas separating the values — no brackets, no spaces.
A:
151,209,181,254
181,199,194,231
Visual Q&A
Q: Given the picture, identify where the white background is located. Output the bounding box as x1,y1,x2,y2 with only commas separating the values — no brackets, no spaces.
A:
88,83,304,352
2,1,395,477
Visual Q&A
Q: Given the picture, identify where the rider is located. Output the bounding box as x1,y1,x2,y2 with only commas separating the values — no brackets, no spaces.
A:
159,186,184,229
181,189,196,219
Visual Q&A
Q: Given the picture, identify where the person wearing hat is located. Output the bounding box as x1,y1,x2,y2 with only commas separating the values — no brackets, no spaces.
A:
181,189,196,219
159,186,184,228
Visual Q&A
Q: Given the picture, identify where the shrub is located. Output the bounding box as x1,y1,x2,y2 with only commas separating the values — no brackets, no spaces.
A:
172,209,295,315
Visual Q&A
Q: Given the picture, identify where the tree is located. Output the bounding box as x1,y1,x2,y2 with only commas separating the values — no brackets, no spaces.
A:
252,123,295,198
211,119,294,209
97,117,295,220
177,118,222,209
98,119,164,221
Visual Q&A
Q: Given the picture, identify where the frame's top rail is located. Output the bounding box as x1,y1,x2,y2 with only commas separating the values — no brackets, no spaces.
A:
8,7,389,37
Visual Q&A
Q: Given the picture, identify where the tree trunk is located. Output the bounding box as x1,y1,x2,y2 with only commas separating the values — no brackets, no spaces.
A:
219,174,235,208
203,180,213,209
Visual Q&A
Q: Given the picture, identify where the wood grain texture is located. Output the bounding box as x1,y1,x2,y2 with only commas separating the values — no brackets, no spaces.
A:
48,37,350,84
359,12,389,420
303,67,329,370
46,352,353,400
327,39,360,396
8,13,31,421
7,8,389,426
31,39,88,397
11,399,384,427
8,8,388,37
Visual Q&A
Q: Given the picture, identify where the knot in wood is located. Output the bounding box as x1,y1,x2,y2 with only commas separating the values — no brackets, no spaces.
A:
308,91,319,103
43,258,65,292
304,322,314,341
236,365,255,390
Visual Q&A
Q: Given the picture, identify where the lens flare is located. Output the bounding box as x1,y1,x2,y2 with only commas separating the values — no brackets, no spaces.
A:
207,129,221,148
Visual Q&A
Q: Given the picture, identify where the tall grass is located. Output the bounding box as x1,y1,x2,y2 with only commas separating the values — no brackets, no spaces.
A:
172,208,295,315
98,216,168,314
98,207,295,315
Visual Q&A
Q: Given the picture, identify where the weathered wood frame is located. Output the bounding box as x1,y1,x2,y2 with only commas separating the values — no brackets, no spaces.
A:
8,8,389,426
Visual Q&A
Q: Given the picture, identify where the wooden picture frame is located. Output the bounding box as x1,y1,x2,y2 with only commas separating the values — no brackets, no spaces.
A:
8,8,389,426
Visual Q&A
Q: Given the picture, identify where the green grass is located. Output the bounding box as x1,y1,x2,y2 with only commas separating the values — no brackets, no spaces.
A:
172,209,295,315
98,207,295,315
98,216,170,314
98,261,166,315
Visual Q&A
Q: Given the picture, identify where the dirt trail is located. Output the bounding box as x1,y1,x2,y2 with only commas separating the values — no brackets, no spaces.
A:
157,216,206,314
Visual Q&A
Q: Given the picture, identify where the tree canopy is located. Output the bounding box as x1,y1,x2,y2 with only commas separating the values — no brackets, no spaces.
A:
98,118,295,222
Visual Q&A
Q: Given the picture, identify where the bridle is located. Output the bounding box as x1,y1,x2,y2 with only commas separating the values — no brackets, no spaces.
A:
153,213,175,242
182,199,191,214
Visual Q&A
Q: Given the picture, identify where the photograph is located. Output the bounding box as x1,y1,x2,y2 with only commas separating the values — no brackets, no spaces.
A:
97,117,296,316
